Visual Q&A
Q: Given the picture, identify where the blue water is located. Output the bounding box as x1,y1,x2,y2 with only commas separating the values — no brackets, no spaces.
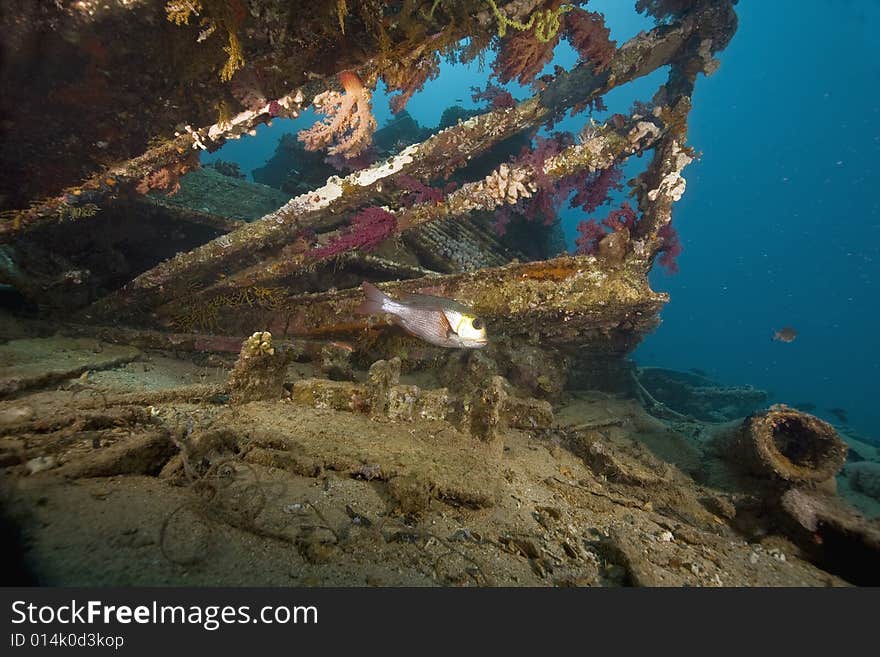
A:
205,0,880,441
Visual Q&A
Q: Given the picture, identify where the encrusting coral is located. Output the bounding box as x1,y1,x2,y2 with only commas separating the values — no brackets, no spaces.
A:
475,163,538,206
298,71,378,159
228,331,290,404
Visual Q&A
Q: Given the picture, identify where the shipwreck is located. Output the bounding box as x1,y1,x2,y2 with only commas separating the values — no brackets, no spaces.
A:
5,1,878,587
0,0,740,394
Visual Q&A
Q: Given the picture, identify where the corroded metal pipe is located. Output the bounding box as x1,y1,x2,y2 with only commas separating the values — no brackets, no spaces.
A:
711,404,847,484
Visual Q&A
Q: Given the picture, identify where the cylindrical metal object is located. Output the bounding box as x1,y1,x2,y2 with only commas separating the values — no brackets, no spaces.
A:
711,404,847,484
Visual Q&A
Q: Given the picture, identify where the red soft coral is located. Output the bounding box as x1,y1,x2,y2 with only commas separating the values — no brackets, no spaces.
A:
574,202,637,255
574,219,605,255
601,201,638,232
135,157,197,196
563,9,616,71
325,147,379,173
311,207,397,259
384,54,441,114
502,132,574,230
397,175,457,207
471,83,516,110
570,164,623,214
657,222,682,273
492,27,560,85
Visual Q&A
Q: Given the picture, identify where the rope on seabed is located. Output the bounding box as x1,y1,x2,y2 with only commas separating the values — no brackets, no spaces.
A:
159,455,292,566
630,369,691,422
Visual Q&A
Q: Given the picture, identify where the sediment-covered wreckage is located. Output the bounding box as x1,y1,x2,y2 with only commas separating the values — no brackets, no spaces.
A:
1,1,878,587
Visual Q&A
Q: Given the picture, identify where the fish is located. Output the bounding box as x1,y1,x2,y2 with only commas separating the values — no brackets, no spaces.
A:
828,407,849,424
356,281,488,349
772,326,797,343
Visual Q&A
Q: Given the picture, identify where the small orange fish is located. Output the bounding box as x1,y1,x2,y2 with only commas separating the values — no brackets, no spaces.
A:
773,326,797,343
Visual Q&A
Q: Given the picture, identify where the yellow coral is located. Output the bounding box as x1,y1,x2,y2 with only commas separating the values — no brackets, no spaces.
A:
165,1,246,82
165,1,203,25
336,0,348,34
484,0,572,42
170,286,287,332
219,30,245,82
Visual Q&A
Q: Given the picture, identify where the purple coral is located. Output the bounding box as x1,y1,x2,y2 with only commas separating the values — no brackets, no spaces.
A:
570,165,623,214
398,174,457,208
494,206,514,235
574,219,605,255
574,202,637,255
657,222,682,273
311,207,397,259
512,133,575,226
471,83,516,110
601,202,638,232
574,202,682,274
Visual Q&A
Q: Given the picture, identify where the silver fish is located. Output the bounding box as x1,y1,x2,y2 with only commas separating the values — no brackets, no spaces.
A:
356,282,488,349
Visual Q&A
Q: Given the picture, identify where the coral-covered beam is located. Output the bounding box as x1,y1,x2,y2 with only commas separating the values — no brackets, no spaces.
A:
155,254,668,354
629,54,724,269
158,111,667,304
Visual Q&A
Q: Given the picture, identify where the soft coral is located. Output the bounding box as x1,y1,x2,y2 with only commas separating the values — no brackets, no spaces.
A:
492,24,560,85
298,71,377,159
657,222,682,273
311,207,397,259
563,8,616,71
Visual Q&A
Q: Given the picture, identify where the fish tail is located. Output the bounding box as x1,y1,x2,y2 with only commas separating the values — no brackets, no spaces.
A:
356,281,389,316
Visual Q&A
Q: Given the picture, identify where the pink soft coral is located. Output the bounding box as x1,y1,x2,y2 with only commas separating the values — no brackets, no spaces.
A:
311,207,397,259
574,219,605,255
657,222,682,273
471,83,516,110
570,165,624,214
298,71,377,159
574,202,637,255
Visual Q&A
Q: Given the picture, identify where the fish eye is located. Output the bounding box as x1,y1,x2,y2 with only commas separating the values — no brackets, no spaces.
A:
472,318,483,330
